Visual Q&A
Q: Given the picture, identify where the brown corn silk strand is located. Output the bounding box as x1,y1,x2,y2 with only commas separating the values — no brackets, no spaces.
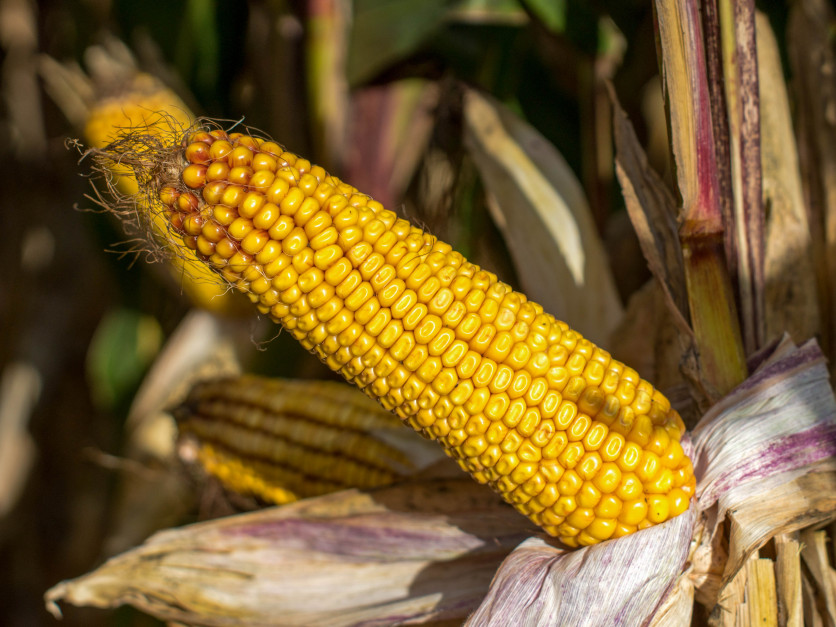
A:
92,120,696,547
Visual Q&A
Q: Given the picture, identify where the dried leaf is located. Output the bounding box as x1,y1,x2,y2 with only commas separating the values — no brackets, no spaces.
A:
788,0,836,363
691,338,836,604
463,89,622,345
466,506,696,627
693,339,836,517
654,0,719,227
0,361,39,518
800,529,836,624
610,83,689,328
744,558,778,626
649,571,694,627
46,479,533,626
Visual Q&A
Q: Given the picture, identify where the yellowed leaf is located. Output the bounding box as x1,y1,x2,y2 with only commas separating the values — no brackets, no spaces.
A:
463,89,622,344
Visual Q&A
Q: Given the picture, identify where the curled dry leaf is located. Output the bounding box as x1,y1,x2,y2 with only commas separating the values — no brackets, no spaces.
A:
690,337,836,606
609,83,689,334
462,89,622,346
46,478,534,626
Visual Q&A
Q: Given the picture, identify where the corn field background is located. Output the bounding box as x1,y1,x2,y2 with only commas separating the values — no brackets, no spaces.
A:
2,0,836,625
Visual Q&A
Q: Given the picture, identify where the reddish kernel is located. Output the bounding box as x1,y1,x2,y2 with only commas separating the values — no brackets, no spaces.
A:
177,193,198,213
202,181,227,204
185,141,211,164
182,163,207,188
160,186,179,206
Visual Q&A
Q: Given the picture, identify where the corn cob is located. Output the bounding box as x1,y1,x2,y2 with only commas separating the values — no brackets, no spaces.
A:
93,122,696,547
84,74,241,313
175,374,445,503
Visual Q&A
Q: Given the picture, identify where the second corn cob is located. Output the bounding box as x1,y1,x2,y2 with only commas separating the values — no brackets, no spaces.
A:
176,374,446,504
90,121,696,547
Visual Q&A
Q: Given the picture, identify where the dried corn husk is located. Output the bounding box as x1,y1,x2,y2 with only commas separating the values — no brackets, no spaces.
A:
45,478,534,626
466,507,696,626
45,336,836,626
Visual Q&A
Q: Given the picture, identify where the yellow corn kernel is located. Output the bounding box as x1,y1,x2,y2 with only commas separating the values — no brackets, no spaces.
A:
618,499,648,525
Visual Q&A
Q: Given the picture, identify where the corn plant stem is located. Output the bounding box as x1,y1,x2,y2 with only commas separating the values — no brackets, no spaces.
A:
681,234,747,399
655,0,748,397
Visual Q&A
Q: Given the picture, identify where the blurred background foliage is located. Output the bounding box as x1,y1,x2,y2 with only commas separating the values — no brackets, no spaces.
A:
0,0,816,625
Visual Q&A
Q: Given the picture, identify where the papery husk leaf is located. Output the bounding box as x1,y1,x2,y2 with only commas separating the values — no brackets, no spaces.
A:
649,572,694,627
693,338,836,517
465,506,695,626
691,337,836,606
46,478,533,626
723,471,836,584
462,89,622,345
756,11,821,346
